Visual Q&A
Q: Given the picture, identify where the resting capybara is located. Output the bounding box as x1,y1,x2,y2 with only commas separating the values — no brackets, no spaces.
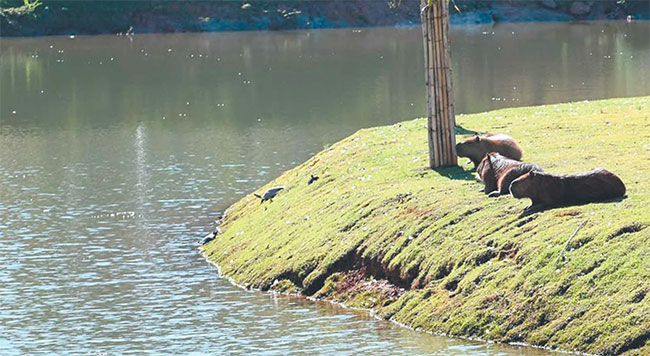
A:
456,133,523,168
477,152,543,197
509,169,626,213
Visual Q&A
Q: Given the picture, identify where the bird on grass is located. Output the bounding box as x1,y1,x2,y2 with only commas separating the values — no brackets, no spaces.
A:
308,174,319,185
254,186,285,203
201,231,216,245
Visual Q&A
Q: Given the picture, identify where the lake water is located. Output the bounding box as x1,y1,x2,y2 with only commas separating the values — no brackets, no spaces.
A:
1,21,648,355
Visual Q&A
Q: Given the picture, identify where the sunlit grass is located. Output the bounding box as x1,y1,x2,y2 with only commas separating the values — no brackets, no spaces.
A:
0,0,42,15
202,96,650,355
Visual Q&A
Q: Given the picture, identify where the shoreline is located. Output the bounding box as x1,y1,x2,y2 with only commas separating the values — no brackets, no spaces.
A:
201,96,650,355
2,0,649,37
200,248,589,356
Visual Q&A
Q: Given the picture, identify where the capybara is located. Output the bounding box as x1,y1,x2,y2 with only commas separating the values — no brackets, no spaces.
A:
456,133,523,168
477,152,542,197
509,169,626,213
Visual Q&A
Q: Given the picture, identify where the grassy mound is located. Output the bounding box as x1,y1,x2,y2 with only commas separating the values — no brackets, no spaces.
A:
202,96,650,355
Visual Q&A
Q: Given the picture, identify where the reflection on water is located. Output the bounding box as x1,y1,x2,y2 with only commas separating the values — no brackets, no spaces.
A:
1,21,648,354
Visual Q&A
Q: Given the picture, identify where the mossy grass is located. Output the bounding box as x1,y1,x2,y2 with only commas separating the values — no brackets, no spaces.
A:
0,0,42,16
202,96,650,355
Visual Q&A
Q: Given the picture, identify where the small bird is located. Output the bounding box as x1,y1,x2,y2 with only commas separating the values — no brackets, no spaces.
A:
254,186,285,203
201,231,216,245
308,174,319,185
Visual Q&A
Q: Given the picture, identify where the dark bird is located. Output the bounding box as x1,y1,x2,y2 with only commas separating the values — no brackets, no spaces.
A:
308,174,319,185
254,186,285,203
201,231,216,245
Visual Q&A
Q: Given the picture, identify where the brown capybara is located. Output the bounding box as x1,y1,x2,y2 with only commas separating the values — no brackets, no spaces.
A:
477,152,543,197
456,133,523,168
509,168,626,213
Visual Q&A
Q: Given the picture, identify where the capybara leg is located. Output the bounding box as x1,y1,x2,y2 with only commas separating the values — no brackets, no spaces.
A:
484,184,498,195
487,191,501,198
522,204,545,215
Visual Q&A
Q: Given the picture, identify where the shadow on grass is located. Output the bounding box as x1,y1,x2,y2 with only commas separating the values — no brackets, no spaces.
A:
434,166,476,181
455,125,479,136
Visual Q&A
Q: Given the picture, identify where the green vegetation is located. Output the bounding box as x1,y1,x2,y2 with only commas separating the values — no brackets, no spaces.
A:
22,0,41,8
2,1,648,37
202,96,650,355
0,0,41,15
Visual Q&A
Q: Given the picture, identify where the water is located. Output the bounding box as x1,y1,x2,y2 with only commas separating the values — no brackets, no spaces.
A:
1,21,648,354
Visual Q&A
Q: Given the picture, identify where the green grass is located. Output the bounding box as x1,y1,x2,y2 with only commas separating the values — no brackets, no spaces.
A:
202,96,650,355
0,0,41,15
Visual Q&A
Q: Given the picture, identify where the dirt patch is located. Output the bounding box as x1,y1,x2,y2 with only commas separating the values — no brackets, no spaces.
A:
335,267,406,302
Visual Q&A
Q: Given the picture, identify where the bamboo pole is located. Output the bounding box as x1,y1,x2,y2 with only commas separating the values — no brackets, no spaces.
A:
441,0,457,163
422,4,439,168
428,4,435,167
429,6,442,167
420,0,457,168
420,6,431,167
438,0,453,165
433,3,448,164
442,1,457,161
431,4,441,167
438,1,451,163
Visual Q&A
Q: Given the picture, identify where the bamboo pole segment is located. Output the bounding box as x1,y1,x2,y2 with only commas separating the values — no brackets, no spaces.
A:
433,3,448,164
425,7,435,167
429,6,442,167
420,0,457,168
438,2,452,163
437,1,453,162
442,1,457,160
421,4,438,168
421,0,433,167
438,0,453,165
431,4,442,167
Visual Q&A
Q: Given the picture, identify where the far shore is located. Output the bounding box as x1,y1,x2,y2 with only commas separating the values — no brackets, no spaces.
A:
1,0,649,37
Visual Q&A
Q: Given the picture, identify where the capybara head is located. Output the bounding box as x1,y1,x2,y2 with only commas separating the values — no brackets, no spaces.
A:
509,171,539,198
476,153,490,176
455,135,481,158
478,152,500,175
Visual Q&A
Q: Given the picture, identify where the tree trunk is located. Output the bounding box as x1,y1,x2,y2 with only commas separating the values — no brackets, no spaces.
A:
420,0,457,168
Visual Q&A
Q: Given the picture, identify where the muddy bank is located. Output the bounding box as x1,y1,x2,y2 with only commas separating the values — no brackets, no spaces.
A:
1,0,649,37
201,96,650,355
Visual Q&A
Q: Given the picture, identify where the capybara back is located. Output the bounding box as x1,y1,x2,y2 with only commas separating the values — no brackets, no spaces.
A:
510,168,626,211
456,133,523,168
